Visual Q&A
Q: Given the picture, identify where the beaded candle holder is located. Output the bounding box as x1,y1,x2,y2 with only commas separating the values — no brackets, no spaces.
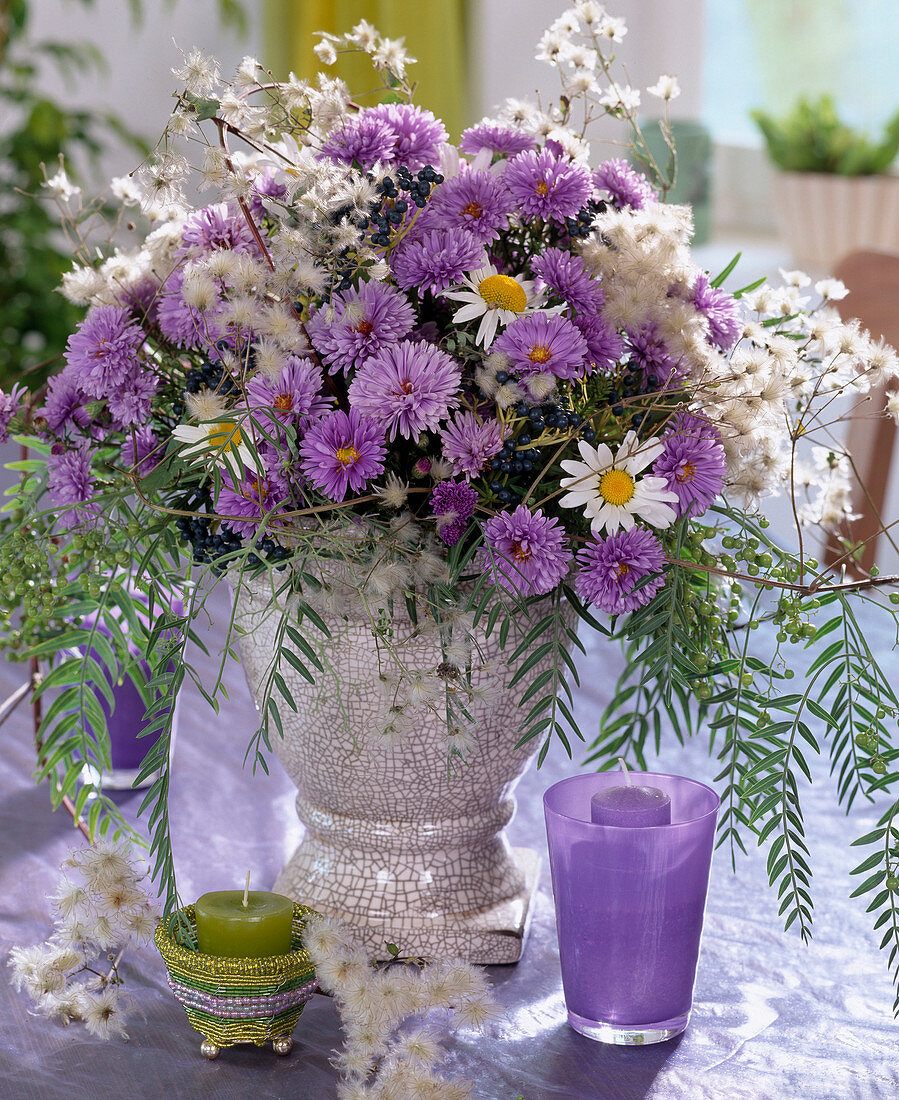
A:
154,903,319,1059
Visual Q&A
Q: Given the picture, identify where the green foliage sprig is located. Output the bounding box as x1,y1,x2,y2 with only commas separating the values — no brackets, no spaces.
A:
752,94,899,176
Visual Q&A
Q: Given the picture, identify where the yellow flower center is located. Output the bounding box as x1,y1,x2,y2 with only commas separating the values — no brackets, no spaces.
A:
208,422,243,451
273,393,294,412
477,274,527,312
598,468,635,506
613,561,630,582
461,200,484,218
527,343,552,364
675,461,695,484
535,180,550,196
512,540,532,562
336,445,360,467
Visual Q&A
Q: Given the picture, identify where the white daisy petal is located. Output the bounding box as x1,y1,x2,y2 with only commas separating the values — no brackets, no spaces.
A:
453,302,487,323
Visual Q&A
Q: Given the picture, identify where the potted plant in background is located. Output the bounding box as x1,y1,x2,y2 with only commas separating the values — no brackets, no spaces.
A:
6,7,899,1009
752,94,899,269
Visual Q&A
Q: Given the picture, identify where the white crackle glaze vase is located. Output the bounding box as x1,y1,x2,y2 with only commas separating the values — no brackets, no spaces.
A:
233,571,572,964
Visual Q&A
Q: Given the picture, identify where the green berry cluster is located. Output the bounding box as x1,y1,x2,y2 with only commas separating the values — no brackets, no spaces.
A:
0,526,64,653
855,725,891,775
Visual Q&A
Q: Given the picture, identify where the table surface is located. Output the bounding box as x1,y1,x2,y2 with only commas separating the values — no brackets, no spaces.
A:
2,579,898,1100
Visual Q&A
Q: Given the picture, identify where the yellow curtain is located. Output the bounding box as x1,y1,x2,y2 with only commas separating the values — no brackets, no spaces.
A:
265,0,471,141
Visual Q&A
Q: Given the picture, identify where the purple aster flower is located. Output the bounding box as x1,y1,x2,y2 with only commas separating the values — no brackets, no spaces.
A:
348,340,461,441
121,425,160,476
180,202,259,258
46,443,100,529
157,269,224,348
306,280,414,374
246,357,326,427
575,527,667,615
666,410,722,441
367,103,448,170
218,471,290,539
626,325,683,387
430,480,478,546
390,227,486,297
593,159,657,210
428,170,512,243
460,123,537,159
38,368,89,435
106,368,158,429
0,383,25,443
297,408,386,502
572,313,625,373
409,320,441,343
121,276,161,327
64,305,143,397
653,423,727,518
531,247,604,315
492,313,588,380
480,505,572,598
503,148,593,222
441,410,504,478
692,273,742,352
249,168,288,219
320,112,397,169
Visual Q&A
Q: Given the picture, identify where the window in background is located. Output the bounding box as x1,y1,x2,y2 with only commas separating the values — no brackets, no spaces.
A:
704,0,899,147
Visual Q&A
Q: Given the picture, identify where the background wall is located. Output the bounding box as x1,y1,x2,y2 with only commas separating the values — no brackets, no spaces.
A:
25,0,261,186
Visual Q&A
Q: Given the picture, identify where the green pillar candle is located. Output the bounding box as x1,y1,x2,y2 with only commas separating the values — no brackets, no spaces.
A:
195,890,294,958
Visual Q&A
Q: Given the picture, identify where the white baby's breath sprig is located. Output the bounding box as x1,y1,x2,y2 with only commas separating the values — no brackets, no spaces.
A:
8,842,158,1039
302,915,500,1098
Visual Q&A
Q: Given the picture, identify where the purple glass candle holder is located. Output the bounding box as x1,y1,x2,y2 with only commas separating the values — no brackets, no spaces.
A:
544,771,719,1045
61,650,178,790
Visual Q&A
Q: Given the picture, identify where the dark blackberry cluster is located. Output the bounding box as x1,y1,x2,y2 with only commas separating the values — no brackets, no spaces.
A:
563,198,607,240
607,367,658,433
175,513,243,572
247,536,290,571
183,358,241,398
330,249,361,293
514,400,592,439
367,165,444,246
175,500,294,574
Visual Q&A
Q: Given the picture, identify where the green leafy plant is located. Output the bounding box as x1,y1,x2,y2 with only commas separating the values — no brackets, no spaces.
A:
751,95,899,176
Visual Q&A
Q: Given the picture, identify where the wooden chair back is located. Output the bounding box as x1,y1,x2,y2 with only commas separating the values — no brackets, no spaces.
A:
824,250,899,573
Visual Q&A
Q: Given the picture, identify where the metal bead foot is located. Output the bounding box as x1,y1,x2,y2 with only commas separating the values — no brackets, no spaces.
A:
200,1039,221,1060
272,1035,293,1056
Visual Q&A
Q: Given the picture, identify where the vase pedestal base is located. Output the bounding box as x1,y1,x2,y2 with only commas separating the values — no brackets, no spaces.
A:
276,847,541,965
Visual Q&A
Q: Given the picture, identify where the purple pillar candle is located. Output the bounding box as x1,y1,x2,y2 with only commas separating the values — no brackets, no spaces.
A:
544,771,719,1045
590,783,672,827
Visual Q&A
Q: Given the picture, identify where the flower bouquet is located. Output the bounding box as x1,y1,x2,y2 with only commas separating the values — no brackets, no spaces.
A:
5,2,899,995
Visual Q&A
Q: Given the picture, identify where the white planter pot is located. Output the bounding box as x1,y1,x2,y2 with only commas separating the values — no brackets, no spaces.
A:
771,171,899,272
233,572,574,964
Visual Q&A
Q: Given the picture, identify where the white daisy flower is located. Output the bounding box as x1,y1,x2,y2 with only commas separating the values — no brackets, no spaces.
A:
172,419,257,482
441,264,545,348
558,430,678,534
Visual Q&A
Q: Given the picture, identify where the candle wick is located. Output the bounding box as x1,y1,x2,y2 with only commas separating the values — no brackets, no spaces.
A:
242,871,250,909
617,757,631,787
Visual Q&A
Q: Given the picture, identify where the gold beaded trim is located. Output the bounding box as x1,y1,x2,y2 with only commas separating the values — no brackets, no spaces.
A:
155,904,318,979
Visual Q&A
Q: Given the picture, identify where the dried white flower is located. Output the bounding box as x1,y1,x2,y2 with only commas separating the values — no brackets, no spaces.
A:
80,987,129,1041
647,74,681,100
313,37,339,66
172,48,221,96
43,167,80,201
